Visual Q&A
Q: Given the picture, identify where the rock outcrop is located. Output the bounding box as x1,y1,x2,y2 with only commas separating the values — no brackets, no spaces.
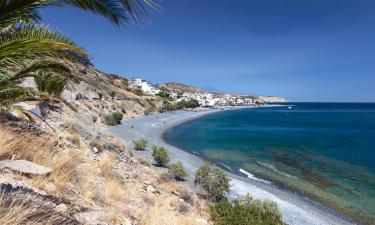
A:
0,160,53,175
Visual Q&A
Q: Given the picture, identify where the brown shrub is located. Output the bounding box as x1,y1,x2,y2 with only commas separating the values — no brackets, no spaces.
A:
89,139,102,149
67,134,81,148
157,173,173,184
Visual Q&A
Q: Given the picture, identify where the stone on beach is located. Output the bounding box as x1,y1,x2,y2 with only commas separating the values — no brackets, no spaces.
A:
0,160,53,175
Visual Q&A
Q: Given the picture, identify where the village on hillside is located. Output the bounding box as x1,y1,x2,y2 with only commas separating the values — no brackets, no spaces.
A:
129,78,288,107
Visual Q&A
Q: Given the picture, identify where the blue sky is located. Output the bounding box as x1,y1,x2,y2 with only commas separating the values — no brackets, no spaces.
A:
41,0,375,102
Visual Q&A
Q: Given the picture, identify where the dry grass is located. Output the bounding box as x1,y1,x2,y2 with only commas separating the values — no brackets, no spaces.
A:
101,211,128,225
89,139,102,149
0,121,209,225
112,138,126,152
159,181,195,206
157,172,173,184
0,129,56,161
140,196,208,225
0,128,84,196
98,152,118,176
78,179,103,206
140,197,177,225
75,153,126,206
31,150,84,196
160,181,187,194
62,118,77,132
137,157,150,167
0,192,77,225
103,178,127,203
67,133,81,148
47,150,83,195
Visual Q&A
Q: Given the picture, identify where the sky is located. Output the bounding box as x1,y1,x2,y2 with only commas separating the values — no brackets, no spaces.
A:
41,0,375,102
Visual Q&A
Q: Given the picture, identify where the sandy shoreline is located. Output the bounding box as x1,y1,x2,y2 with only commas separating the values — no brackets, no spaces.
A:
109,107,356,225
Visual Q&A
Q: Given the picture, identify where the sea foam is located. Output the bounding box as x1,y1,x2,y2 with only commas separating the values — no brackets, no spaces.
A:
239,168,272,185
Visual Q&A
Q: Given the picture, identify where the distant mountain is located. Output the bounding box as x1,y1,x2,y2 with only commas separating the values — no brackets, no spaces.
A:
258,96,288,103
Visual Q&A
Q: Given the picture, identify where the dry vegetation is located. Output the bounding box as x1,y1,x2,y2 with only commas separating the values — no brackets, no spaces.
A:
140,195,210,225
0,104,210,225
0,193,77,225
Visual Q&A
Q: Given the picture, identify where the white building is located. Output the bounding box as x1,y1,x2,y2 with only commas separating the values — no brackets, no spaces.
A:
130,78,160,95
236,98,245,105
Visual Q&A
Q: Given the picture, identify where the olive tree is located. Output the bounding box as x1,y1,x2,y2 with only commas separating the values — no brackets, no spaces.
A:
152,146,170,167
194,163,230,201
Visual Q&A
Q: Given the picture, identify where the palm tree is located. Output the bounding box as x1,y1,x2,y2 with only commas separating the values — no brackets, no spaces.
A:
0,0,158,86
0,60,70,120
0,0,157,122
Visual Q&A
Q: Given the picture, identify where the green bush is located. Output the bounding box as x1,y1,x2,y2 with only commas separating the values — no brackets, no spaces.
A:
156,91,170,98
132,87,143,96
121,77,129,86
175,100,187,110
185,99,200,108
209,195,285,225
160,99,200,112
97,92,103,100
168,161,187,181
162,101,177,111
103,112,123,126
194,164,230,201
104,114,118,126
133,139,148,151
152,146,170,167
112,111,123,123
109,91,116,99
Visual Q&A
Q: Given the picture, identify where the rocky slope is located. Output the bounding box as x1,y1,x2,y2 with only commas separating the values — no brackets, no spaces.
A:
0,63,210,225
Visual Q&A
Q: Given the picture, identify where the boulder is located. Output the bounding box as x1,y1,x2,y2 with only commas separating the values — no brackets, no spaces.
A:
145,185,155,193
44,182,57,193
92,147,99,154
0,160,53,175
124,218,132,225
55,203,68,213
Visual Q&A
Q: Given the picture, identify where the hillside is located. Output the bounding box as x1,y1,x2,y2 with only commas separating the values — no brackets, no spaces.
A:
159,82,205,94
1,62,212,225
258,96,289,103
159,82,287,103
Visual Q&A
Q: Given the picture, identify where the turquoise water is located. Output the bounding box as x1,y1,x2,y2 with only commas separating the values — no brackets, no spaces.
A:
164,103,375,224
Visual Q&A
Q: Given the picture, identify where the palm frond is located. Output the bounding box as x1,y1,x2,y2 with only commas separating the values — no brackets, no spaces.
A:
9,60,70,81
8,104,36,122
34,73,67,96
0,0,55,29
0,0,158,30
0,24,91,67
0,83,38,106
57,0,159,25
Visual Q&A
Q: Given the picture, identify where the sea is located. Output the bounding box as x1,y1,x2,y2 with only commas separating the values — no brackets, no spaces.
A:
164,103,375,224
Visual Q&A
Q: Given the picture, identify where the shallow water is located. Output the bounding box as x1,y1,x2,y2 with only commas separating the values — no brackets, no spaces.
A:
164,103,375,224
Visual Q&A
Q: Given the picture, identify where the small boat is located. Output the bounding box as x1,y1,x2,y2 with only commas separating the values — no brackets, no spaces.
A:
288,106,293,109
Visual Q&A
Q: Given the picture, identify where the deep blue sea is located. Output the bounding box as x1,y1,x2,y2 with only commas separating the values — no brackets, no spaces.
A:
164,103,375,224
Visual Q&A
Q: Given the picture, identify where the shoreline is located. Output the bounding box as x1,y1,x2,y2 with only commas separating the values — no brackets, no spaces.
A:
109,107,356,225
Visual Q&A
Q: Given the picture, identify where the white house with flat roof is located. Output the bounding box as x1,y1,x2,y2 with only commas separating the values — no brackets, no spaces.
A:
130,78,160,95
